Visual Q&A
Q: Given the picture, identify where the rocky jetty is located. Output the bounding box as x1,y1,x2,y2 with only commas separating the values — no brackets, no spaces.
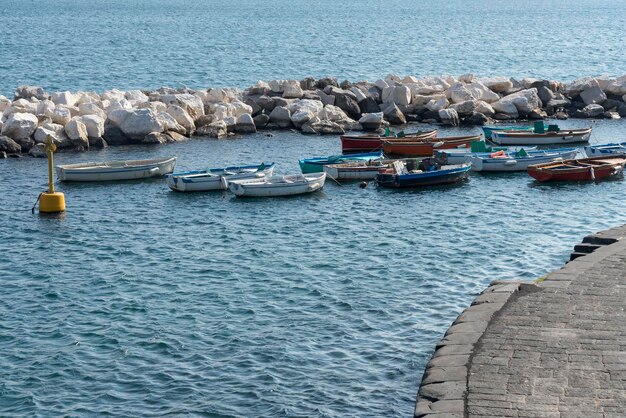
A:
1,74,625,157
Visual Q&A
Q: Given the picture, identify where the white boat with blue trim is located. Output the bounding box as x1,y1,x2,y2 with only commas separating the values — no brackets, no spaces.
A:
166,163,275,192
583,142,626,157
56,157,177,181
470,149,579,172
228,173,326,197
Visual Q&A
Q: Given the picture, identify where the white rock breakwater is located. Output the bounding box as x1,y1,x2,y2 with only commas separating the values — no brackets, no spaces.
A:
1,74,626,158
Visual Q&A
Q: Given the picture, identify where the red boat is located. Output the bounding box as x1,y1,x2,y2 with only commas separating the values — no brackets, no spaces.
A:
340,129,437,153
527,155,626,182
382,135,481,157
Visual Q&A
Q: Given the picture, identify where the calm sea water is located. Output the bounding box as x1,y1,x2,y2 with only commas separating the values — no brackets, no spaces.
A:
2,119,626,416
0,0,625,96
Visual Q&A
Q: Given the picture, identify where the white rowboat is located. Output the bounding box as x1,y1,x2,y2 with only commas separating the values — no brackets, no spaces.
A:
323,161,387,181
491,128,592,145
166,163,275,192
470,149,579,172
228,173,326,197
56,157,176,181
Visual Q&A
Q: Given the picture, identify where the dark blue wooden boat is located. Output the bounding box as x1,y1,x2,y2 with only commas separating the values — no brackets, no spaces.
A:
376,159,471,188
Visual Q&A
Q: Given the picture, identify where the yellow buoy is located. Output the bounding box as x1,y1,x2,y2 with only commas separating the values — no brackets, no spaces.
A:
39,135,66,213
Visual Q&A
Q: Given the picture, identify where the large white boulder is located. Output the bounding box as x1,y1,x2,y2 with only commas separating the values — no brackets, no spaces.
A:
393,85,411,106
438,108,459,126
358,112,384,131
166,105,195,133
283,80,304,99
350,87,367,103
235,113,256,133
230,100,253,117
288,99,323,115
37,100,56,118
78,102,106,119
206,88,227,103
466,82,500,103
492,99,519,118
268,106,292,128
459,73,474,83
78,115,105,138
402,75,419,84
1,112,38,140
480,77,513,93
157,112,186,135
159,94,205,120
75,91,100,105
319,105,349,122
105,99,132,115
604,74,626,95
101,89,126,102
108,108,164,139
212,104,231,120
291,109,315,129
65,118,89,147
34,123,71,148
0,96,10,112
450,100,477,115
269,80,286,93
125,90,149,102
564,77,600,95
580,86,607,105
51,91,77,107
475,101,495,117
447,82,480,103
381,86,395,103
374,79,390,91
51,106,72,125
426,97,449,112
504,88,541,114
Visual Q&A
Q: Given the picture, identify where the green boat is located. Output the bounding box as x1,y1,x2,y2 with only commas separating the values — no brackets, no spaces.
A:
298,150,384,173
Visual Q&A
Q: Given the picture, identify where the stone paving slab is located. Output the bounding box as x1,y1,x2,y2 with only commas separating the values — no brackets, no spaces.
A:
414,224,626,417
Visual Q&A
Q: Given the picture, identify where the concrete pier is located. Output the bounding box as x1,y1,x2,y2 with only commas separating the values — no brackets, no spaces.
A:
415,225,626,417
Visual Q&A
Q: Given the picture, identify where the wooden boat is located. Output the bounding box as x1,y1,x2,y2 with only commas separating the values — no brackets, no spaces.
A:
299,150,383,173
439,143,538,165
491,127,592,145
228,173,326,197
583,142,626,157
56,157,176,182
382,135,481,157
340,129,437,153
166,163,275,192
527,155,626,182
323,160,388,181
469,148,578,172
376,159,471,188
482,125,543,139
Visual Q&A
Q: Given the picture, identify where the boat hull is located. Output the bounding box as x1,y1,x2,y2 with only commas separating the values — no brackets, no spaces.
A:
527,155,626,182
340,130,437,153
299,151,383,173
166,164,275,192
56,157,176,181
470,150,578,172
228,173,326,197
382,135,480,157
376,164,471,188
491,128,592,145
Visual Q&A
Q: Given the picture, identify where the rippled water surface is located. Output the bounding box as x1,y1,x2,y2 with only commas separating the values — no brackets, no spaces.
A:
0,0,625,96
2,119,626,416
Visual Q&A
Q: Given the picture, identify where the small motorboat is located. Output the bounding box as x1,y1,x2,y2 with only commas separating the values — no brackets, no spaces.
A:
469,148,579,172
323,160,389,181
55,157,176,181
299,150,383,173
491,124,592,145
382,135,481,157
340,129,437,153
228,173,326,197
583,142,626,157
166,163,275,192
527,155,626,182
376,159,471,188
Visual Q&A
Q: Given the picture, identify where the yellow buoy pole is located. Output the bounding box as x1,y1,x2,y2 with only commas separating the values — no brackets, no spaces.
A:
39,135,66,213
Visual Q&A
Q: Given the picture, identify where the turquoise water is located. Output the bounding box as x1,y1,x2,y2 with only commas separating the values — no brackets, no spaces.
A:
2,119,626,416
1,0,625,96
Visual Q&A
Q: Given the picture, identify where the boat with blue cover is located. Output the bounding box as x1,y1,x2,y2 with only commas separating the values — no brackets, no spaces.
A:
299,150,383,173
583,142,626,157
166,163,275,192
376,159,471,188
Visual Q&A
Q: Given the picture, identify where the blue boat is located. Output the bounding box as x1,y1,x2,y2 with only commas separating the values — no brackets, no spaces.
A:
376,159,471,188
299,150,384,173
482,123,548,140
583,142,626,157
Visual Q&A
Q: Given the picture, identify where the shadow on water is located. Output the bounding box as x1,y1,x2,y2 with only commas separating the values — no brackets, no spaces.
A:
527,175,625,190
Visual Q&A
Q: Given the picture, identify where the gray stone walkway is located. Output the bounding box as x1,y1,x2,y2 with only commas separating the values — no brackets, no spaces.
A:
467,238,626,417
415,225,626,417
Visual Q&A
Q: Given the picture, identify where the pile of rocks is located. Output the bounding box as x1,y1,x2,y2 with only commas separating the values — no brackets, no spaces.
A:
1,74,625,158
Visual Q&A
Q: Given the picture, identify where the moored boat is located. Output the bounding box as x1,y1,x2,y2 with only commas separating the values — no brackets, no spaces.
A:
228,173,326,197
469,148,578,172
56,157,176,182
323,160,388,181
482,124,543,140
299,150,383,173
583,142,626,157
166,163,275,192
340,129,437,153
527,155,626,182
382,135,481,157
376,159,471,188
491,127,592,145
438,143,538,165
